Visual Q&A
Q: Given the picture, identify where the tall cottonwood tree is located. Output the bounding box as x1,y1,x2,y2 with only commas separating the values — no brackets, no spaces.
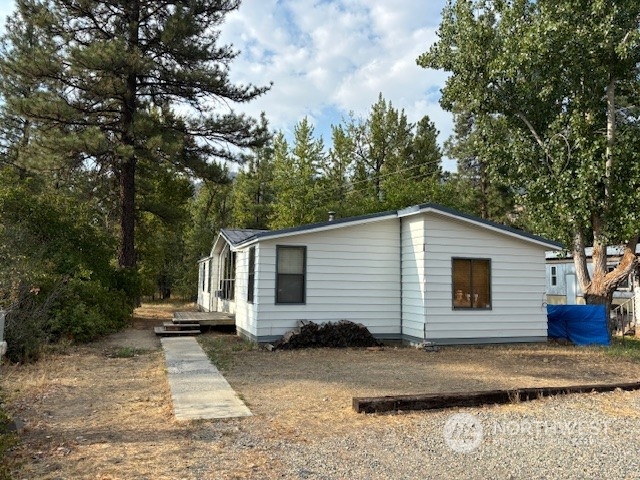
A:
0,0,270,269
419,0,640,309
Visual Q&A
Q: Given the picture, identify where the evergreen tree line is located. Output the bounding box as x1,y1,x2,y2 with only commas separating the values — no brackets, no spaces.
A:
183,93,522,296
230,93,516,232
12,0,630,358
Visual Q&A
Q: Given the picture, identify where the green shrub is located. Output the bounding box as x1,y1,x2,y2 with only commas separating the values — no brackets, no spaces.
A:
0,172,137,362
49,278,132,344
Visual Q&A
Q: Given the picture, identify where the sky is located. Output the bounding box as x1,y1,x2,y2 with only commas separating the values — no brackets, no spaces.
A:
0,0,455,170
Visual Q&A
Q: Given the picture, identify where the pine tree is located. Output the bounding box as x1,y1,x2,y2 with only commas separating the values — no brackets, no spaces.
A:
269,119,324,229
232,142,275,230
0,0,270,269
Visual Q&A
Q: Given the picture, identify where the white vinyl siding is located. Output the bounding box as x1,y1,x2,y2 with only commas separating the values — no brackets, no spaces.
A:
234,248,254,335
253,219,401,339
197,259,208,311
546,259,634,304
401,216,426,340
423,212,548,341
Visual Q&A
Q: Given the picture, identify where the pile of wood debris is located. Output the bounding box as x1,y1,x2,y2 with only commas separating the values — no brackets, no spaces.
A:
272,320,382,350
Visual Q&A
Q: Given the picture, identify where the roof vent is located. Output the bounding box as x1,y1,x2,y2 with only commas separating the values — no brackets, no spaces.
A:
328,211,336,222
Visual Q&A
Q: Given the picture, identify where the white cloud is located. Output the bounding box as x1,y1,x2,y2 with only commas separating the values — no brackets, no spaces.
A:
219,0,454,168
0,0,456,168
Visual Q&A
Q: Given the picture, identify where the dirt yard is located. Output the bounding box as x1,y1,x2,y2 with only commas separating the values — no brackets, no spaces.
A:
1,303,640,479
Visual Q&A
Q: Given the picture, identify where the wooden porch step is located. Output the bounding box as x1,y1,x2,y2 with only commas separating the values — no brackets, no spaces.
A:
163,321,200,330
172,317,202,324
173,311,235,326
154,326,201,337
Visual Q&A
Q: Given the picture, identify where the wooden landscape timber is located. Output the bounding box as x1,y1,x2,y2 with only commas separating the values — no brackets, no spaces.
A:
353,381,640,413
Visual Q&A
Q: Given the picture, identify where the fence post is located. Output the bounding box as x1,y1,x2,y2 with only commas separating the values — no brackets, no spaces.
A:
0,310,6,357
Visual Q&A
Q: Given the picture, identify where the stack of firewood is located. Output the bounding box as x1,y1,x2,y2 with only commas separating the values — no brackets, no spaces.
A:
273,320,382,350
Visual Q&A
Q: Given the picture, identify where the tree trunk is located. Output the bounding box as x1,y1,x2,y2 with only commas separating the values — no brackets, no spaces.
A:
478,158,489,219
576,232,638,337
117,1,140,269
118,157,136,268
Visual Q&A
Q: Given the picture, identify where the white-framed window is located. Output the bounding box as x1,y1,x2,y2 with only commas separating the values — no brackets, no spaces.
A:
207,259,212,293
219,246,236,300
550,266,557,287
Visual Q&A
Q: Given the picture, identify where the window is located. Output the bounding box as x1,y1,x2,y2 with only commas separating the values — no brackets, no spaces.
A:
207,259,213,293
452,258,491,309
607,265,630,289
201,263,206,291
219,246,236,300
276,246,306,304
248,247,255,303
550,266,557,287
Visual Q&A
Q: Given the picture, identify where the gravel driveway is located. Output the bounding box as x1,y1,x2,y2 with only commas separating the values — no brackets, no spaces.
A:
2,308,640,479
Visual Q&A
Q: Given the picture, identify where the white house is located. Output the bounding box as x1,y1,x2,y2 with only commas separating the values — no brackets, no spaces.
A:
197,203,562,345
545,246,640,306
545,246,640,334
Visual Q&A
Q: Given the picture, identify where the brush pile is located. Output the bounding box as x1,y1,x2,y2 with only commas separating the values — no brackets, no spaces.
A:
273,320,382,350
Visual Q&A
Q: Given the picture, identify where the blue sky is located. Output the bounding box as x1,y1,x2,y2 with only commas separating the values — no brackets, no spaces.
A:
0,0,454,170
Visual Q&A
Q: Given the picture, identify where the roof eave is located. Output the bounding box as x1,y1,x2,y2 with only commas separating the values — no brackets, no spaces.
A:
233,212,398,248
400,203,563,251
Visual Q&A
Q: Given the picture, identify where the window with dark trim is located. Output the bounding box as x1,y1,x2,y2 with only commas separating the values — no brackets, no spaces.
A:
276,246,306,304
248,247,255,303
201,263,206,291
219,246,236,300
452,258,491,309
207,259,213,293
550,266,557,287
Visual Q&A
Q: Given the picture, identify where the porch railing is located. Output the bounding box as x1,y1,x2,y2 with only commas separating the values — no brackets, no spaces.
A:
611,297,635,337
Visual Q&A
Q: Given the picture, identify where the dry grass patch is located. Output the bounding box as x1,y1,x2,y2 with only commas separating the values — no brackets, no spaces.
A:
2,302,640,479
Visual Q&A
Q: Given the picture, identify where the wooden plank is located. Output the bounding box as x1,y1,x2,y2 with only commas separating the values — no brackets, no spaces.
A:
352,381,640,413
173,311,235,326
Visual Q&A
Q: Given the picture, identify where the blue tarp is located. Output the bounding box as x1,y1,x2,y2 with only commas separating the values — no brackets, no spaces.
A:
547,304,610,346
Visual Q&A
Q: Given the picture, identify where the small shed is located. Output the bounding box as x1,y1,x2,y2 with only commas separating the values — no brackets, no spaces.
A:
198,203,562,345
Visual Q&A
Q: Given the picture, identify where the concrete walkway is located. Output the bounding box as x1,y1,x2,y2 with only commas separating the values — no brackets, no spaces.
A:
161,337,252,421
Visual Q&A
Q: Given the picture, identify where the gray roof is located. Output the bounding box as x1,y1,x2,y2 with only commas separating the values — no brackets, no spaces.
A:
220,229,268,246
546,244,640,259
220,203,563,250
406,203,564,250
221,209,396,246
